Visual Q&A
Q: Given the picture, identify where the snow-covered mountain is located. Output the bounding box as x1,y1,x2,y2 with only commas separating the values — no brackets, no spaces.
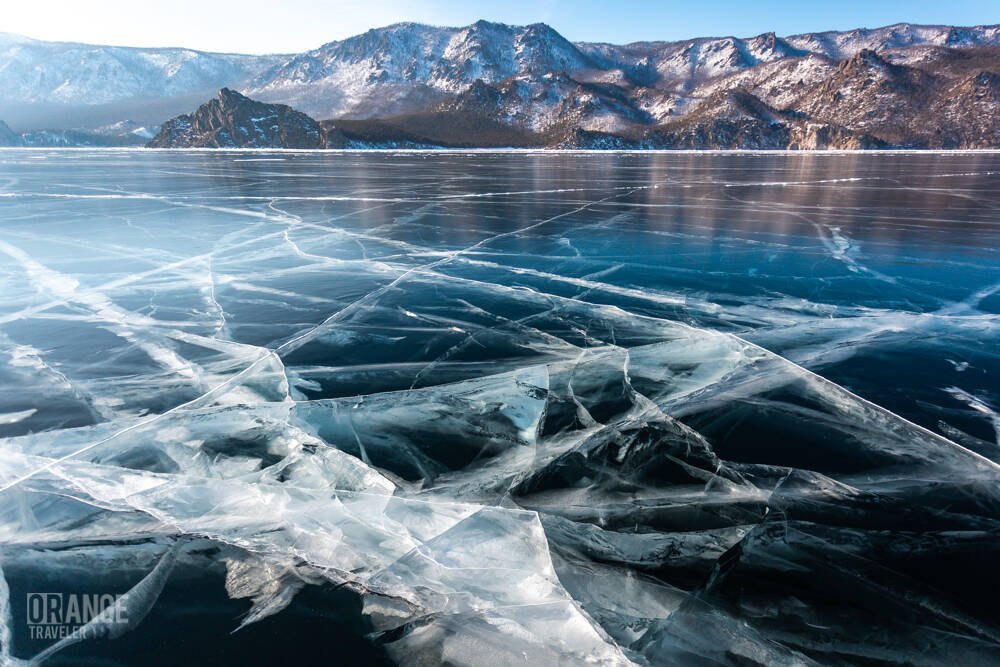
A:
580,23,1000,91
248,21,597,118
242,21,1000,121
0,32,284,130
3,21,1000,148
0,32,282,106
9,21,994,122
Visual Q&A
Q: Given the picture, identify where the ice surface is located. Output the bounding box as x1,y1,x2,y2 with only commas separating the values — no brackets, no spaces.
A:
0,150,998,665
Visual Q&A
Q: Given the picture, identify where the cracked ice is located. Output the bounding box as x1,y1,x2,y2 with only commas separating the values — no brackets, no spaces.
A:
0,149,999,665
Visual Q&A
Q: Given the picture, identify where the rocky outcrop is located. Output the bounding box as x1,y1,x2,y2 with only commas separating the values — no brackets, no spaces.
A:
929,69,1000,147
647,89,794,149
784,48,1000,147
786,123,886,150
147,88,324,148
792,50,932,145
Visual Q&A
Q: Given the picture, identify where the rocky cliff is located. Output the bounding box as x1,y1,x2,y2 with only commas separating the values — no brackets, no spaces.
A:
147,88,324,148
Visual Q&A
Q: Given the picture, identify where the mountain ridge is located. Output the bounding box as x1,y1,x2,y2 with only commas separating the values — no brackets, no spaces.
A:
3,20,1000,149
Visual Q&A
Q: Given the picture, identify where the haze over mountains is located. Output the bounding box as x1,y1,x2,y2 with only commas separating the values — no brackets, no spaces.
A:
2,21,999,148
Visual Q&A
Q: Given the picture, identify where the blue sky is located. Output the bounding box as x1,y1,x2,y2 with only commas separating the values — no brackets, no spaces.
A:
5,0,999,53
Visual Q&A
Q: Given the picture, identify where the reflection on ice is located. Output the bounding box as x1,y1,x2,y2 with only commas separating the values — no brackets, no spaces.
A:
0,150,998,665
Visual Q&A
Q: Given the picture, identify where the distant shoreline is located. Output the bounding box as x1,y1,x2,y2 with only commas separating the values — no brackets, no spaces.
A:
3,147,1000,155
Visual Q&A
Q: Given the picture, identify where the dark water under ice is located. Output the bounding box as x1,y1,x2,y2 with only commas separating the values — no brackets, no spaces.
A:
0,150,998,665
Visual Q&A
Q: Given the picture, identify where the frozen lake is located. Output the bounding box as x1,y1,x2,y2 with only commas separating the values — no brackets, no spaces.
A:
1,150,999,665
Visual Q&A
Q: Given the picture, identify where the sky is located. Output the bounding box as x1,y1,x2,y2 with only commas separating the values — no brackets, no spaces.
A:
4,0,998,54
